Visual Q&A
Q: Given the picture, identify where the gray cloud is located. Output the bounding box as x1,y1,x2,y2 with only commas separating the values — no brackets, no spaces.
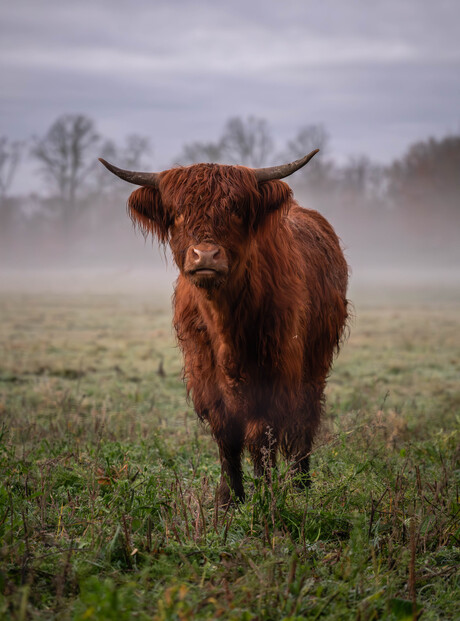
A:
1,0,459,190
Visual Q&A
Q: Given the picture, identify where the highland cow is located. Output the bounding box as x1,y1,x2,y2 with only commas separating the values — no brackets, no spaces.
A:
99,150,348,504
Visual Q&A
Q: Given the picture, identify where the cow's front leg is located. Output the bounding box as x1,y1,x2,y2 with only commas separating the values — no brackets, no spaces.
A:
215,429,245,506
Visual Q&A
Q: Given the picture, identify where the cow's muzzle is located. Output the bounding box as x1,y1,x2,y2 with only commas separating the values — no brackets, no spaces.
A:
184,243,228,286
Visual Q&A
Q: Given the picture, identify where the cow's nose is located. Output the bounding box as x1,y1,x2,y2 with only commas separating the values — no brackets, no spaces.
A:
192,246,220,263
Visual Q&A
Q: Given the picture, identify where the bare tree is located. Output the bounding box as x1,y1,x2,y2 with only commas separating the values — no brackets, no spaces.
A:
284,124,330,160
221,116,273,166
283,124,335,192
94,134,151,194
176,116,274,167
122,134,151,169
341,155,386,205
31,114,99,209
387,135,460,214
177,140,226,166
385,134,460,247
0,137,23,206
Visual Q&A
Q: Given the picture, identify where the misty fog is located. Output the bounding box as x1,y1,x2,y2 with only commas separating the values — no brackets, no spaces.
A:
1,116,459,304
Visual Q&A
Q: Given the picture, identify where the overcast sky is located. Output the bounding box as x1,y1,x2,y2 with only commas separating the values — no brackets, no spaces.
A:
1,0,459,189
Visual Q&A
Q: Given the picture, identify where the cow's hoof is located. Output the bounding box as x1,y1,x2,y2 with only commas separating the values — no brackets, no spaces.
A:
217,483,244,507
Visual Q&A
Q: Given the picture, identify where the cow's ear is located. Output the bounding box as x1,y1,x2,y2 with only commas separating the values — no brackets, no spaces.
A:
127,186,172,243
257,180,292,218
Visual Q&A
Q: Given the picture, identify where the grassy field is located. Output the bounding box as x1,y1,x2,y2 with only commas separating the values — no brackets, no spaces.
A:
0,286,459,620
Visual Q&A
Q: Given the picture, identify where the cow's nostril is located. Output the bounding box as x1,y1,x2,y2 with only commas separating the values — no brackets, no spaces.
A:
192,246,220,264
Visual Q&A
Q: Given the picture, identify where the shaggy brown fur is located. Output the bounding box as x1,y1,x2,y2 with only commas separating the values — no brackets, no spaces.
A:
127,163,348,504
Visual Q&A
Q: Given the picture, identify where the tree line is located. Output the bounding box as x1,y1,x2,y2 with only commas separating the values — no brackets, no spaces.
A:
1,114,459,267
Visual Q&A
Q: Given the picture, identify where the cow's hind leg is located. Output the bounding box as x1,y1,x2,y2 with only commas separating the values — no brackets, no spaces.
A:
294,453,312,488
215,426,245,506
282,388,323,488
281,427,313,488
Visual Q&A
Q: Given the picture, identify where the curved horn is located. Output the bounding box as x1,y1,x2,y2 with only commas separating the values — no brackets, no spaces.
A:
98,158,160,187
252,149,319,182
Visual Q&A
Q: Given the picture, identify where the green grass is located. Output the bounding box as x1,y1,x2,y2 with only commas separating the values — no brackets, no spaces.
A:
0,292,458,619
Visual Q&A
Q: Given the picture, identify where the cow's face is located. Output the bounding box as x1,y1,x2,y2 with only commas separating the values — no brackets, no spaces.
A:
170,222,232,291
165,166,258,290
127,164,291,291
